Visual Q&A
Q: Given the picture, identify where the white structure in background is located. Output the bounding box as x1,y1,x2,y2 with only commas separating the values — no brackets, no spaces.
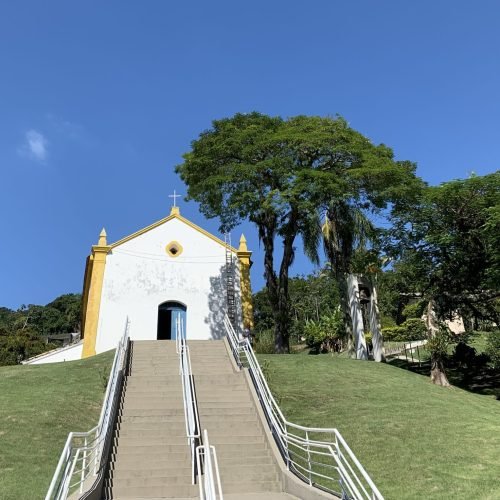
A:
347,274,385,362
22,342,83,365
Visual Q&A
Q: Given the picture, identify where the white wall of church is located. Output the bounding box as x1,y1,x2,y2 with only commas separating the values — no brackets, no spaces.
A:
95,217,242,353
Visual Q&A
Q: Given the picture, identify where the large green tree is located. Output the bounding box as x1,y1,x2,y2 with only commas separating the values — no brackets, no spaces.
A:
387,172,500,384
177,112,419,352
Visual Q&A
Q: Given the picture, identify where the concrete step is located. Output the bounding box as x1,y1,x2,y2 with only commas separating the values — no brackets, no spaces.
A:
114,435,188,446
217,454,276,466
197,407,256,417
203,434,265,445
220,469,280,484
224,494,298,500
123,390,184,398
196,393,252,402
125,376,183,384
197,401,253,408
117,423,186,434
220,463,279,476
109,466,192,478
194,373,246,387
109,484,198,498
124,381,183,389
129,370,181,376
222,481,281,494
108,475,194,487
122,399,184,410
111,455,192,469
118,408,185,417
206,442,269,454
112,443,190,455
200,414,259,423
117,415,186,425
202,427,263,437
122,394,184,404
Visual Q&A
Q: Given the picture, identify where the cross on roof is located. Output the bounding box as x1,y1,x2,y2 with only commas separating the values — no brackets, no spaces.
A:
168,189,182,207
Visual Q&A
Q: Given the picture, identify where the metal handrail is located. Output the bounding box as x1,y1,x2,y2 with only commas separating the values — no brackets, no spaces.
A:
45,318,130,500
176,315,202,484
196,430,224,500
223,315,384,500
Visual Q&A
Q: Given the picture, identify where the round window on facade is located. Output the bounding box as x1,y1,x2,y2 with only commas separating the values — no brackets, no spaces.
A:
166,241,183,258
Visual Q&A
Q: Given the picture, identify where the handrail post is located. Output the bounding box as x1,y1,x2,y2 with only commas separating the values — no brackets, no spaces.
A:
80,436,87,493
306,430,312,486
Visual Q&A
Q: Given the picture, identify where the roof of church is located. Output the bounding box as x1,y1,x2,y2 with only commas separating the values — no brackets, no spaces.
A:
109,207,238,253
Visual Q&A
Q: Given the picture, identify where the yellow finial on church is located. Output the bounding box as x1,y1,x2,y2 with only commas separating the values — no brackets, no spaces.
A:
238,234,248,252
98,228,107,246
170,206,180,215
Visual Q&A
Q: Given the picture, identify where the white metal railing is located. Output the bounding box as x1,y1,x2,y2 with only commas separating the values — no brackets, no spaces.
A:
196,429,223,500
176,315,202,484
223,315,384,500
45,319,130,500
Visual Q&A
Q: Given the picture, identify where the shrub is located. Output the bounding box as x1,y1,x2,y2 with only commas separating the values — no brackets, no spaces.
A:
382,318,427,342
402,300,426,320
404,318,427,340
254,329,275,354
304,309,345,353
486,330,500,369
427,329,450,358
453,341,477,368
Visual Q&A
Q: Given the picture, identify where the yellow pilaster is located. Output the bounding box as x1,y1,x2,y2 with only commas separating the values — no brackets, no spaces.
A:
237,234,254,330
82,229,111,358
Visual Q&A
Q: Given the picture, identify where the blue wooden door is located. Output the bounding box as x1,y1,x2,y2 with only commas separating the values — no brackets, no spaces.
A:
170,306,186,340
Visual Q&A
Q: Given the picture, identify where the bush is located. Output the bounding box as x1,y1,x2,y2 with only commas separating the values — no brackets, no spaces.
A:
427,329,450,358
382,318,427,342
402,300,426,320
453,342,477,368
254,329,275,354
486,330,500,369
404,318,427,340
304,309,345,353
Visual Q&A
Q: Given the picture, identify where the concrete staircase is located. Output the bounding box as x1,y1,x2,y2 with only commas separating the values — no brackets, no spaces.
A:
189,340,287,497
103,338,299,499
103,340,198,499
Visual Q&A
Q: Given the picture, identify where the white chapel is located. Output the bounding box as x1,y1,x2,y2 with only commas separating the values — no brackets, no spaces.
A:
79,204,253,358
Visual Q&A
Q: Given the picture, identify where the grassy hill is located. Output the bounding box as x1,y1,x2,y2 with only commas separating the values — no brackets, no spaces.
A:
1,349,498,500
260,354,500,500
0,351,114,500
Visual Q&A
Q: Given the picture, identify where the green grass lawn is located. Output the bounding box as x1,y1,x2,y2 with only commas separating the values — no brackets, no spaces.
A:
0,351,114,500
259,354,500,500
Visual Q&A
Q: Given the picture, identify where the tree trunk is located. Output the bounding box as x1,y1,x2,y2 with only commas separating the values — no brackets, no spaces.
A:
336,270,354,356
257,213,296,354
431,353,450,387
369,280,385,362
426,300,450,387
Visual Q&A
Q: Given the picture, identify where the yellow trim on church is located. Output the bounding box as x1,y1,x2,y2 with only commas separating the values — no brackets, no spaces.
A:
237,234,254,330
110,206,238,253
82,229,111,358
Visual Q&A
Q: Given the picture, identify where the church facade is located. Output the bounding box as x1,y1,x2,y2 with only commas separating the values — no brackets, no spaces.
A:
80,206,253,358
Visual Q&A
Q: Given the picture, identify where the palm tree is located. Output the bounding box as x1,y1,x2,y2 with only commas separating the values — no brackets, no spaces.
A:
322,200,375,356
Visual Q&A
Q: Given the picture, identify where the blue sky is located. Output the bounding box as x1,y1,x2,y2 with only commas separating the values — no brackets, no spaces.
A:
0,1,499,309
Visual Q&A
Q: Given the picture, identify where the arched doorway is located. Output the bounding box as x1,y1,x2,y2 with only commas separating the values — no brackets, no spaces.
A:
157,301,186,340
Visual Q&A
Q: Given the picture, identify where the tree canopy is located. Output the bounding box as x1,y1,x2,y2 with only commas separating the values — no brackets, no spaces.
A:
387,172,500,325
0,293,82,365
177,112,421,352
